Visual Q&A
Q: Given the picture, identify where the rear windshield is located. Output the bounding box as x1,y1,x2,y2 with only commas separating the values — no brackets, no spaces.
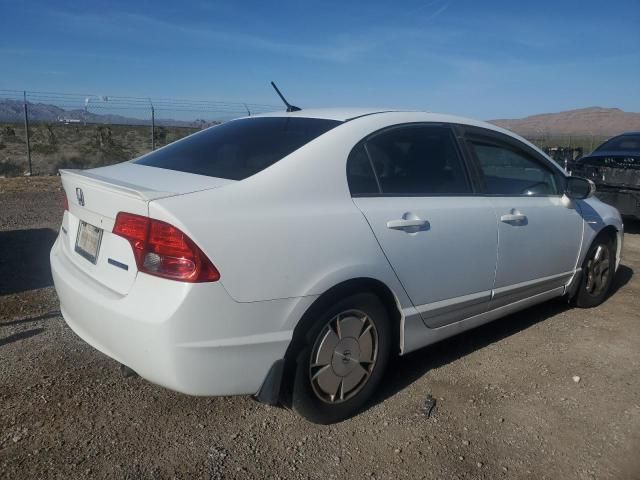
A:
134,117,342,180
596,135,640,153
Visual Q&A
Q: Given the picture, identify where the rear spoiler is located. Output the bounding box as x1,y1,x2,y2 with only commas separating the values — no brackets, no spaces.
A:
60,169,174,201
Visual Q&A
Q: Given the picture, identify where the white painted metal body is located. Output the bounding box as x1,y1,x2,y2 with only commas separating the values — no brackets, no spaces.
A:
50,109,623,397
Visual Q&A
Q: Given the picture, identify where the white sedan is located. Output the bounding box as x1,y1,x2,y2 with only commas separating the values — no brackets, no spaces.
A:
50,108,623,424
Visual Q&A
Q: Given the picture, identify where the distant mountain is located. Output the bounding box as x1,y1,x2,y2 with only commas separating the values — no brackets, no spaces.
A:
3,99,638,137
0,99,218,128
490,107,640,137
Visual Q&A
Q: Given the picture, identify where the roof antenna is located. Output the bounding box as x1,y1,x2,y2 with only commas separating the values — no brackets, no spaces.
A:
270,81,301,112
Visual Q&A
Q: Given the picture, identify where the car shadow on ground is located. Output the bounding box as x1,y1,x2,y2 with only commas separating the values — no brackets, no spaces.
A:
610,265,633,295
623,219,640,235
0,228,58,295
369,264,634,413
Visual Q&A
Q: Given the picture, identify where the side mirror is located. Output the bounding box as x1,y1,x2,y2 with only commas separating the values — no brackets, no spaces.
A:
565,176,595,200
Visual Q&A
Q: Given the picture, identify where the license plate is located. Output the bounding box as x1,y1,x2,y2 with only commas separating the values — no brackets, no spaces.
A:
75,221,103,264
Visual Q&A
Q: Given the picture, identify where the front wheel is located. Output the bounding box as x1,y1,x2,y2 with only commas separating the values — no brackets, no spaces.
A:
289,292,392,424
573,234,616,308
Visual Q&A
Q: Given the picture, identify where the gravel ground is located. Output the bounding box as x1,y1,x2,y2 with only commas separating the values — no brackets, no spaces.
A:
1,177,639,479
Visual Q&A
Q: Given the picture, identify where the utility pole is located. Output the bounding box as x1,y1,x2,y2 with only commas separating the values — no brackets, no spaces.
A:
23,91,32,176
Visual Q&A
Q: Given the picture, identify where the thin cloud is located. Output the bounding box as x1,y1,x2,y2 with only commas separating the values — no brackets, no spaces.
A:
45,2,454,64
46,9,372,63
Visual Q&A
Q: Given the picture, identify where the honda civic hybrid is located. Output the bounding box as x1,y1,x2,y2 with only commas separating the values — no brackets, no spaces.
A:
50,108,623,423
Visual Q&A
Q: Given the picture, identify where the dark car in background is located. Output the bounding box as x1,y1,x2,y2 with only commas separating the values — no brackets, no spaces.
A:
569,132,640,218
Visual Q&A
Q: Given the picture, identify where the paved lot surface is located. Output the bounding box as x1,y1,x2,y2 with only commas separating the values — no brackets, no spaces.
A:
1,177,639,479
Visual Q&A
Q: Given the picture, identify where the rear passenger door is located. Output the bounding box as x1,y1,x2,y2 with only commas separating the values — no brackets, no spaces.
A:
349,124,498,328
462,128,583,305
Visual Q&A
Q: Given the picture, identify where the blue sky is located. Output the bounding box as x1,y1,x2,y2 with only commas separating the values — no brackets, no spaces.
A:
1,0,639,119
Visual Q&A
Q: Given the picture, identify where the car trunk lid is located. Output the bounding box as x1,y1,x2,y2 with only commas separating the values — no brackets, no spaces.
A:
59,163,234,295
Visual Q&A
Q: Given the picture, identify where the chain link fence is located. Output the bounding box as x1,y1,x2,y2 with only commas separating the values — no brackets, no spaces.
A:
0,89,611,177
0,89,278,176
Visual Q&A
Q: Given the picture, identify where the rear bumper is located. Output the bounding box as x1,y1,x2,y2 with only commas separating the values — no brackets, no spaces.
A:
595,188,640,218
50,235,308,396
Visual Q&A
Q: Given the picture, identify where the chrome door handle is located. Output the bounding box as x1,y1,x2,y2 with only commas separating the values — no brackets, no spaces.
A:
500,213,527,223
386,219,429,230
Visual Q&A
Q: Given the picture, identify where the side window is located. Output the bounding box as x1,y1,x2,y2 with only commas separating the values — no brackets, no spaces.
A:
347,143,379,195
363,126,470,195
469,141,561,196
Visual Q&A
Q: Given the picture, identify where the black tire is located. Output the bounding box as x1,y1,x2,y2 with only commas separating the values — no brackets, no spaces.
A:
288,292,392,424
573,233,616,308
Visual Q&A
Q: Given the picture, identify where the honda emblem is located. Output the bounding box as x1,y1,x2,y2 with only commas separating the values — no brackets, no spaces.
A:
76,187,85,206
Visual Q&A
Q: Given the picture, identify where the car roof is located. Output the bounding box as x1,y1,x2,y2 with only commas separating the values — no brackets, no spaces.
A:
250,107,564,173
252,107,403,121
252,107,511,133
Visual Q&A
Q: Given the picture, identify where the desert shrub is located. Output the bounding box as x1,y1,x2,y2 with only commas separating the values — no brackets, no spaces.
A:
45,124,57,144
49,149,129,175
1,126,16,137
93,126,116,148
1,126,23,143
154,126,168,145
32,144,59,154
49,155,93,174
0,161,23,177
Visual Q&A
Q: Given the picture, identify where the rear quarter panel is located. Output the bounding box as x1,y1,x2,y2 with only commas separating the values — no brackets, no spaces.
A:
148,115,421,310
150,192,404,306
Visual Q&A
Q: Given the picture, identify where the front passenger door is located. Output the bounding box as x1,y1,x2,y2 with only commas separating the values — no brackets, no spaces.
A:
349,124,498,328
464,131,583,306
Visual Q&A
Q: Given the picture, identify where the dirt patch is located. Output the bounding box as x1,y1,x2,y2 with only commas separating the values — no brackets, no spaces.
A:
0,177,639,479
0,176,62,195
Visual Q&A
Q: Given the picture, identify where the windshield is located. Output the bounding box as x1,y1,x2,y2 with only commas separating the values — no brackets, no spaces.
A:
595,134,640,153
134,117,342,180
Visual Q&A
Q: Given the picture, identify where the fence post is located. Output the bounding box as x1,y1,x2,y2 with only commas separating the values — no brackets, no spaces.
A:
84,96,90,126
23,91,32,176
149,99,155,151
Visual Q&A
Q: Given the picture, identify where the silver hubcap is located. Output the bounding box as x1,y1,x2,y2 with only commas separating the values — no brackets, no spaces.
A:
585,244,611,296
309,310,378,403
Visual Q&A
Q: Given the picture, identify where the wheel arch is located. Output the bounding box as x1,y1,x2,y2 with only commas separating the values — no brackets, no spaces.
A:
599,224,622,271
599,224,618,243
285,277,404,360
568,222,620,303
273,277,404,407
591,223,620,267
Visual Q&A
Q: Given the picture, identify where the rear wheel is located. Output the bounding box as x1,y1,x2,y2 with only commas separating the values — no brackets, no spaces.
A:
289,292,391,424
574,234,615,308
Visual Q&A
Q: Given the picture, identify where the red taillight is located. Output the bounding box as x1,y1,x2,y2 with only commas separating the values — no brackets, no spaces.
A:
113,212,220,283
63,193,69,211
113,212,149,267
